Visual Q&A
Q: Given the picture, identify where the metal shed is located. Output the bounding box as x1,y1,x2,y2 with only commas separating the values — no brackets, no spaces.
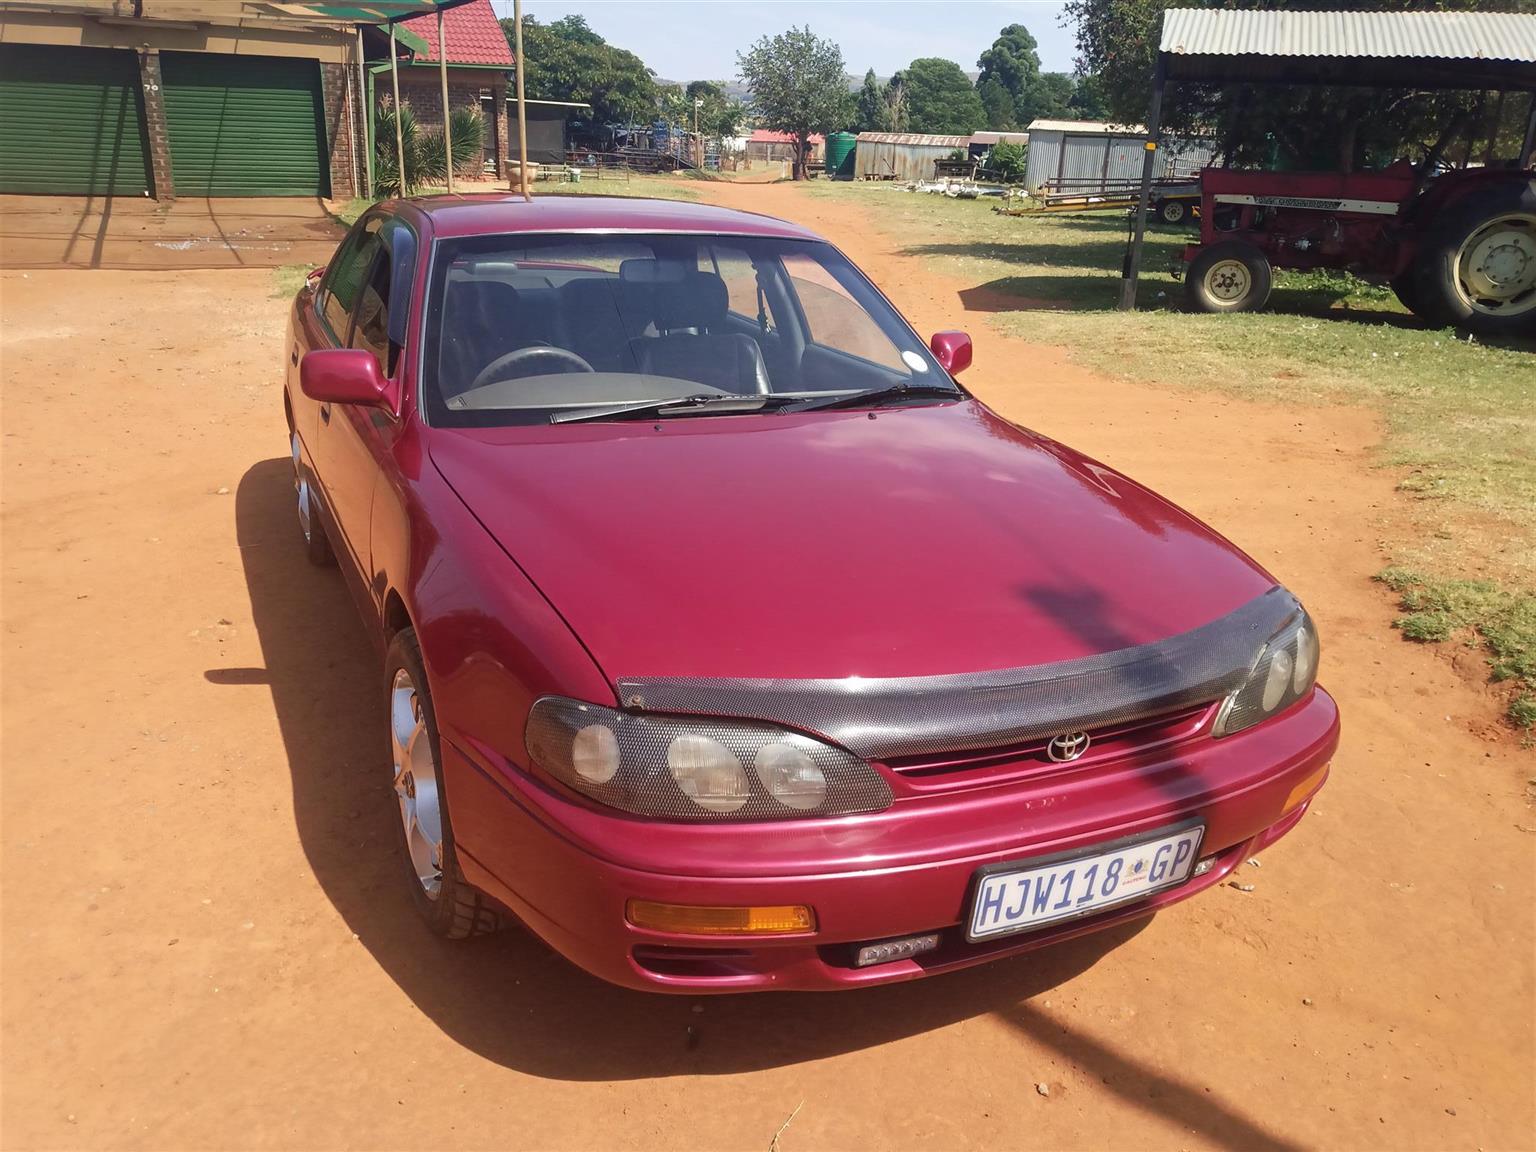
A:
854,132,969,181
1118,8,1536,308
1023,119,1216,193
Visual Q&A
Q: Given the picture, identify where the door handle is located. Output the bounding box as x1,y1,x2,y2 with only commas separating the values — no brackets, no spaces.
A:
320,404,331,424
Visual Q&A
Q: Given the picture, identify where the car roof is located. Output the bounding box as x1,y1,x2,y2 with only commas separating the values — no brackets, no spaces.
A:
393,194,824,242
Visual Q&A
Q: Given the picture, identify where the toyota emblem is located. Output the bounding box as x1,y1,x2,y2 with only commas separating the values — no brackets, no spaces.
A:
1046,730,1092,762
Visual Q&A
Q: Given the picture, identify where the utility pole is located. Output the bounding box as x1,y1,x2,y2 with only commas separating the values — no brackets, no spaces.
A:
693,97,702,169
438,4,453,193
513,0,530,200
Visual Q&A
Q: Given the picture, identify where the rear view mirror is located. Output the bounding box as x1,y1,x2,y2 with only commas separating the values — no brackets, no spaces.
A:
929,331,973,376
300,349,394,410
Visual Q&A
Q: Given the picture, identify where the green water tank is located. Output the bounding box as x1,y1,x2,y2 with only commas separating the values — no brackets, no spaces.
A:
827,132,857,179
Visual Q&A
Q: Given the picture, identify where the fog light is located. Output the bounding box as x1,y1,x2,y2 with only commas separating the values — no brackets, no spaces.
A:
1192,857,1215,877
855,932,942,968
626,899,815,935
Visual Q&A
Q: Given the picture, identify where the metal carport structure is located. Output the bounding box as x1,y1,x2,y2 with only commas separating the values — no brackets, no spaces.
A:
1118,8,1536,310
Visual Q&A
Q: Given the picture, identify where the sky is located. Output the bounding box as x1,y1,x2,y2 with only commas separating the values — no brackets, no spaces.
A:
487,1,1079,82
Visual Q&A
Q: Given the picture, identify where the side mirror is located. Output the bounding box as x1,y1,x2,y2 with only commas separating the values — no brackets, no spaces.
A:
929,330,973,376
306,265,326,284
300,349,394,410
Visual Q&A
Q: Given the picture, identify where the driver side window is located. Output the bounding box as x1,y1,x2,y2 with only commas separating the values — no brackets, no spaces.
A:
320,217,383,341
349,247,395,374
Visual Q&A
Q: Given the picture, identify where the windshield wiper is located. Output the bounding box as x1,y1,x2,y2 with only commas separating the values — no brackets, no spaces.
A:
778,382,962,414
550,394,779,425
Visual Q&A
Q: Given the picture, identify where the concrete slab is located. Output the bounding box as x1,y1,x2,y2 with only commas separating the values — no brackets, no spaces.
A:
0,194,347,270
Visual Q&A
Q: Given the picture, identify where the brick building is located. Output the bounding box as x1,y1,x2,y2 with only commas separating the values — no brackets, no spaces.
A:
367,0,512,178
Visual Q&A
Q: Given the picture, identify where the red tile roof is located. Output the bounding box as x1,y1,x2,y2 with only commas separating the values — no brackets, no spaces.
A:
399,0,514,67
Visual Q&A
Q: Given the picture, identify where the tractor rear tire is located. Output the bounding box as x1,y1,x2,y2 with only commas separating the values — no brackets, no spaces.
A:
1389,271,1421,317
1186,241,1273,314
1411,178,1536,337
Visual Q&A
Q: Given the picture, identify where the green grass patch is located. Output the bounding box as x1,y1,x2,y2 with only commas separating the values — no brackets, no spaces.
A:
1377,567,1536,727
271,264,310,299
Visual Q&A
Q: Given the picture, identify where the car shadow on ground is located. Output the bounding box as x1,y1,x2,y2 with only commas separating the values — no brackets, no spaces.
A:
220,456,1154,1082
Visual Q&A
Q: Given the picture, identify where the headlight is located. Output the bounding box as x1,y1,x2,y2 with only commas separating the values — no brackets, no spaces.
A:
525,697,892,822
1214,607,1320,737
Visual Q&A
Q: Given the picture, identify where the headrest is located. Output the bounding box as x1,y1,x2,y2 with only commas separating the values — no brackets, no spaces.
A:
445,278,519,325
651,271,729,332
619,258,689,284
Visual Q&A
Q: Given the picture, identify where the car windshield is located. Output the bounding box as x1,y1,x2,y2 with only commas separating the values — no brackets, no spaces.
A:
421,231,956,425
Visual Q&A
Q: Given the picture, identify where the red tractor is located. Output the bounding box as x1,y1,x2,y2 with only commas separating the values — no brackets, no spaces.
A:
1180,144,1536,337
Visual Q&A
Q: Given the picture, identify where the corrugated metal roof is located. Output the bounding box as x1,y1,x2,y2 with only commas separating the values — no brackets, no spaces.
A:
1160,9,1536,63
1025,120,1143,136
855,132,970,147
970,131,1030,146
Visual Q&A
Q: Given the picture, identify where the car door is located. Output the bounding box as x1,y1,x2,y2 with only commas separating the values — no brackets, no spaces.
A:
312,214,413,599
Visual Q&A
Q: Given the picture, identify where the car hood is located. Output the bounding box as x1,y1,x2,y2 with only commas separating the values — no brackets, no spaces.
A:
428,400,1275,685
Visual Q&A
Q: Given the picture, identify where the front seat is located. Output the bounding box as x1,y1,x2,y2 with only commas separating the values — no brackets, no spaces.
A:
439,279,523,396
632,271,771,395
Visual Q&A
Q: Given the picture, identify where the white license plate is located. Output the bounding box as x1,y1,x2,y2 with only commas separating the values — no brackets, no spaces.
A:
967,823,1205,941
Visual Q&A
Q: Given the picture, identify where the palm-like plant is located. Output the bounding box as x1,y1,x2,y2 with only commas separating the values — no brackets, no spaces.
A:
375,102,486,196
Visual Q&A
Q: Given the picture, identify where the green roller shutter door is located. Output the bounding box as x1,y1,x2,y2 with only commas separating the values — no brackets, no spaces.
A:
0,44,151,196
161,53,329,197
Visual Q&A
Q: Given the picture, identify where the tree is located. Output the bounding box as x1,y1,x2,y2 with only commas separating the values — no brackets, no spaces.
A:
500,14,656,126
1017,72,1075,125
988,139,1028,183
976,24,1042,109
901,58,986,135
884,72,909,132
977,76,1016,131
685,80,747,141
1061,0,1536,169
737,26,852,178
375,104,484,196
1067,73,1109,120
854,69,890,133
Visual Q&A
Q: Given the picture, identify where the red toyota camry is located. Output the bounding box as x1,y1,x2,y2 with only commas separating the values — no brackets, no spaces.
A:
285,194,1339,992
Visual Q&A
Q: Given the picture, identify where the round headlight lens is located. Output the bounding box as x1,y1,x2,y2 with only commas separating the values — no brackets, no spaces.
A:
1292,620,1316,692
1262,647,1294,711
753,742,827,810
667,735,749,813
571,723,619,783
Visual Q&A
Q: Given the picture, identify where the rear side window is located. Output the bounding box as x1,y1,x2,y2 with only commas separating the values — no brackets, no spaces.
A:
321,217,382,338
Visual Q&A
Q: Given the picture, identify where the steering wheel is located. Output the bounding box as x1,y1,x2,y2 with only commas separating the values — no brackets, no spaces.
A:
470,345,595,390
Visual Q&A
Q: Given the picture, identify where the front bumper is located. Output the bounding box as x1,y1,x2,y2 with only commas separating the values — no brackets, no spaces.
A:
443,688,1339,993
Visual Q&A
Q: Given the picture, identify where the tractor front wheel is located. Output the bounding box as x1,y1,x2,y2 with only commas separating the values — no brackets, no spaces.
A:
1412,178,1536,336
1186,241,1273,314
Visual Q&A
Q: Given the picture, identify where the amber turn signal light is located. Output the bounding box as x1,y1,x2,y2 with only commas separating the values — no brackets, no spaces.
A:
1283,763,1330,815
626,900,816,935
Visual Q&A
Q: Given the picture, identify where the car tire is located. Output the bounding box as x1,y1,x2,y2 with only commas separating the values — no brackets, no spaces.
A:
1158,199,1188,225
291,431,335,567
1411,178,1536,337
1186,241,1273,313
385,628,500,939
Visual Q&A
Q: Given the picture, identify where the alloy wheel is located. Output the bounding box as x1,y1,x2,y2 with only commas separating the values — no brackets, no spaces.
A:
390,667,445,899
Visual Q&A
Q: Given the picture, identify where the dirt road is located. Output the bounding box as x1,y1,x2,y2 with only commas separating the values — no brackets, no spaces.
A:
2,183,1531,1151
